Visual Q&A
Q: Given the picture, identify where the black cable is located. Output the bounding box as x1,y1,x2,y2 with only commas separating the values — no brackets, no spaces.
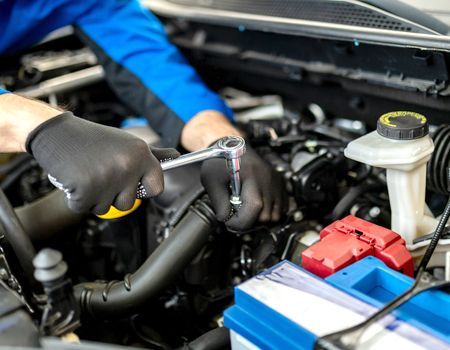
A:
415,167,450,274
416,195,450,274
315,270,450,350
412,228,450,244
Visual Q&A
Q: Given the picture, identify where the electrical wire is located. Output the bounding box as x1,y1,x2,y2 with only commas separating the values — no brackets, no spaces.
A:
315,270,450,350
416,195,450,274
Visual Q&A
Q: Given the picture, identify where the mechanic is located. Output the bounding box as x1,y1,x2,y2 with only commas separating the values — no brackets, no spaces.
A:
0,0,284,230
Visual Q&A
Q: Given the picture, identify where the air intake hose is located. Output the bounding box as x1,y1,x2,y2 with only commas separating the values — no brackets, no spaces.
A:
75,200,216,318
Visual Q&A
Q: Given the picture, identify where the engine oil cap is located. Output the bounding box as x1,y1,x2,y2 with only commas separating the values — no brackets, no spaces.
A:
377,111,428,140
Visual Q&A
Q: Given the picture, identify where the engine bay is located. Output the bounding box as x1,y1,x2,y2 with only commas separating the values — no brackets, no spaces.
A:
0,2,450,349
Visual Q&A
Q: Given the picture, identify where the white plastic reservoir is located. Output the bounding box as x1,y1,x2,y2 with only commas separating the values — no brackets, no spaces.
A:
345,111,436,244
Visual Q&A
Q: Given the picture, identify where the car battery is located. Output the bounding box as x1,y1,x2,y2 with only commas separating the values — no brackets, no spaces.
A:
302,215,414,277
224,257,450,350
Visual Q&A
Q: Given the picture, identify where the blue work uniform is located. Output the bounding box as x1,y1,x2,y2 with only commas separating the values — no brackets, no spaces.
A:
0,0,232,146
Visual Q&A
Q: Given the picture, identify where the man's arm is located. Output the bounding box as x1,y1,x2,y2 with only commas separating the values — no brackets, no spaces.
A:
1,1,284,225
0,92,60,153
0,92,178,214
73,0,235,150
71,1,284,225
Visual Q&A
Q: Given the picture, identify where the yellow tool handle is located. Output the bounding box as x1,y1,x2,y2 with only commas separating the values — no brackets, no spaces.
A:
97,199,142,220
97,182,149,219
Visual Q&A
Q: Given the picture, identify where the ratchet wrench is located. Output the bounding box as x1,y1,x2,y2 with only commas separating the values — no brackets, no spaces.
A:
82,136,245,219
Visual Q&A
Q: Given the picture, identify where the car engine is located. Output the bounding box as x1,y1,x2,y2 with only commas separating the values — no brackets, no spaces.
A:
0,1,449,349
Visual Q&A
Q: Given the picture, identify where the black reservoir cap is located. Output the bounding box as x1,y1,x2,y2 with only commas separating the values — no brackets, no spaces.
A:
377,111,428,140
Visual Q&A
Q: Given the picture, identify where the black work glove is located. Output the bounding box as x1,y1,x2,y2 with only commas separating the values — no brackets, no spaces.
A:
26,112,179,214
201,145,286,231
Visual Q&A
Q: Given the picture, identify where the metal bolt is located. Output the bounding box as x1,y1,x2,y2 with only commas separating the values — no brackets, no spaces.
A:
293,211,304,222
369,206,381,218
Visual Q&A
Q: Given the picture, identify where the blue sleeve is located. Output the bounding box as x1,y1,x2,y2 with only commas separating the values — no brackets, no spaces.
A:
0,89,9,95
74,1,233,146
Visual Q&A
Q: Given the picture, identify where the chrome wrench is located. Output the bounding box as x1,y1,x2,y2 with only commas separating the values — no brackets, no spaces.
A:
139,136,246,208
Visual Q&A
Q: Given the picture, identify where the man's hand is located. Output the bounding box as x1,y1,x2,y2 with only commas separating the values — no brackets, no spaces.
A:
183,110,286,230
27,112,179,214
201,146,286,231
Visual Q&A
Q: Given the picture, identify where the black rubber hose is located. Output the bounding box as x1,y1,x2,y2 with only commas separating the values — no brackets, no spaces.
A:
428,124,450,194
0,189,37,290
75,201,215,318
168,186,205,227
177,328,230,350
329,183,383,222
15,190,84,241
0,154,32,174
0,161,35,190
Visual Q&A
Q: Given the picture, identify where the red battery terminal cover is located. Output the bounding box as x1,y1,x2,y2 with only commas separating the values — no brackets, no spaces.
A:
302,215,414,278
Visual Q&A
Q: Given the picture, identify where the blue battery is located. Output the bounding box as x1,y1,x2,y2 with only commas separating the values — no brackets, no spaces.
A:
224,258,450,350
326,256,450,343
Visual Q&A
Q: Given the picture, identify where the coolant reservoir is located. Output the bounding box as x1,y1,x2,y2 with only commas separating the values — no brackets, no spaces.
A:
344,111,436,244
